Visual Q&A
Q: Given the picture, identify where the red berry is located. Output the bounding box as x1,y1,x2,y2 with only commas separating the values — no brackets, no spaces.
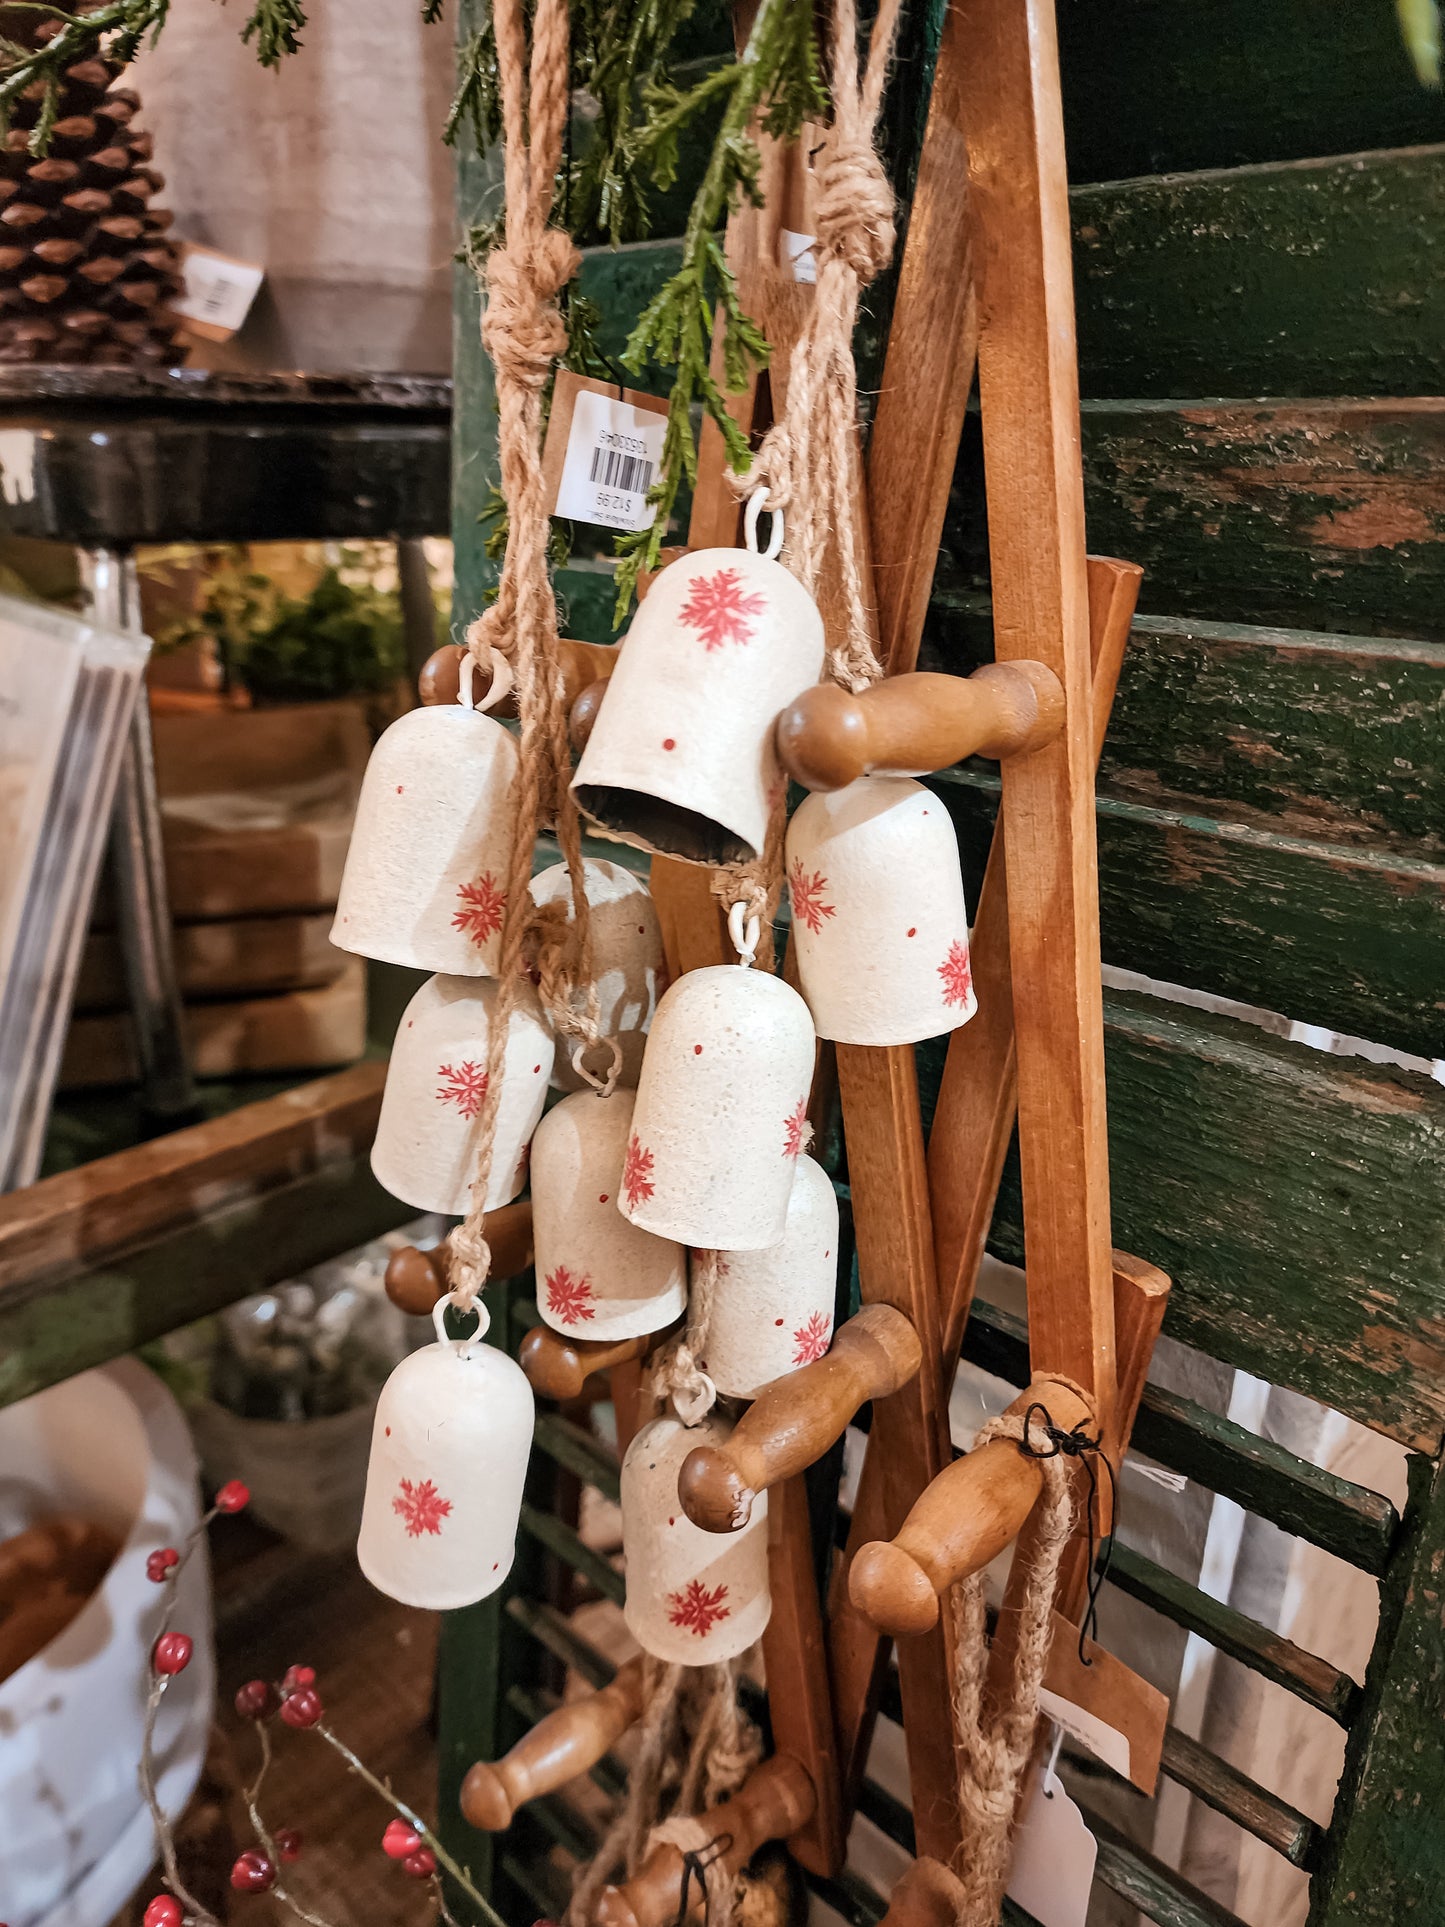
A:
215,1479,250,1514
234,1679,279,1722
382,1818,422,1860
280,1663,315,1693
143,1898,183,1927
274,1827,303,1863
279,1685,323,1728
402,1848,437,1880
145,1548,180,1584
152,1632,193,1676
230,1850,275,1893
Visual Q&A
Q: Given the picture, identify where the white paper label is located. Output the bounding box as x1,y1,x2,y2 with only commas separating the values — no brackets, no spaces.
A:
1036,1687,1132,1781
1006,1758,1097,1927
553,388,667,532
170,245,265,335
780,227,818,284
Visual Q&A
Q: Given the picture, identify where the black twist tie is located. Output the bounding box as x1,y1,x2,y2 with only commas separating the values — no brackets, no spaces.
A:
1014,1400,1119,1666
675,1831,732,1927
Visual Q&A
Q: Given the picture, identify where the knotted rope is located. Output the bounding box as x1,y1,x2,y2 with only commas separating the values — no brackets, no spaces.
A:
449,0,614,1307
948,1385,1097,1926
741,0,904,692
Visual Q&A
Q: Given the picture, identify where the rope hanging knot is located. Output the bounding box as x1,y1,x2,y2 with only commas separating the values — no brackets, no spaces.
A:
813,131,895,284
482,227,580,392
1014,1401,1119,1665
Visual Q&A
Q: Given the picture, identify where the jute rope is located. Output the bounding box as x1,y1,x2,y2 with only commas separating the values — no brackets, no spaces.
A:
947,1387,1089,1925
449,0,616,1308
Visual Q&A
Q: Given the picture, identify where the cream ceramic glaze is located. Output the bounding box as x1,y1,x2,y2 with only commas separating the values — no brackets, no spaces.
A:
371,973,553,1214
785,775,978,1044
331,695,518,975
621,1412,770,1663
571,545,825,866
531,1088,687,1341
358,1302,533,1610
528,857,666,1092
621,965,816,1250
703,1153,838,1398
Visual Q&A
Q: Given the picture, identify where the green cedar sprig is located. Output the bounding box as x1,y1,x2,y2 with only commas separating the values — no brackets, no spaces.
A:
241,0,308,67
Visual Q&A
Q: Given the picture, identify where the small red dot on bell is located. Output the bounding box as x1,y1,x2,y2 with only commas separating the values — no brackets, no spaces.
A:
775,1318,784,1326
668,1517,675,1526
693,1044,703,1055
385,1425,391,1436
662,737,676,751
533,1064,541,1073
907,927,917,937
492,1561,499,1570
598,1193,609,1203
638,924,645,933
396,784,404,794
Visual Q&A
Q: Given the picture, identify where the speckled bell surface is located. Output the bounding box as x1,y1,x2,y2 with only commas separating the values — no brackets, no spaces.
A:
571,521,825,865
785,776,976,1044
358,1300,533,1609
332,668,518,975
530,1087,688,1340
620,964,816,1251
528,857,666,1092
621,1412,770,1663
371,974,554,1215
704,1153,838,1399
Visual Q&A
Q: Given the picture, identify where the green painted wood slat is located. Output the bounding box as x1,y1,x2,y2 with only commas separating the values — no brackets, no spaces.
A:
532,1413,622,1502
518,1501,625,1605
1085,1806,1251,1927
1159,1726,1319,1870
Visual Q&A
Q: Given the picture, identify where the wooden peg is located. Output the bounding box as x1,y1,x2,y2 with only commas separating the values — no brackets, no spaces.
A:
380,1202,534,1316
420,638,615,715
878,1858,968,1927
459,1657,647,1831
848,1378,1095,1637
774,662,1064,792
678,1306,922,1533
519,1323,668,1402
594,1753,816,1927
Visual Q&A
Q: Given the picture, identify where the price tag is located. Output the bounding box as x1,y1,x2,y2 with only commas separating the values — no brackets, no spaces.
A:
542,371,669,533
167,243,265,342
1006,1752,1097,1927
1042,1610,1168,1795
779,227,818,284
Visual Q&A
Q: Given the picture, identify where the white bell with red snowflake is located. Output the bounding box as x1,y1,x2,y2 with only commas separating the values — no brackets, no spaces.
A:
371,974,553,1215
572,504,825,866
530,1087,687,1340
358,1298,533,1609
621,955,816,1251
621,1410,771,1664
785,776,976,1044
528,857,666,1092
702,1153,838,1399
332,658,517,976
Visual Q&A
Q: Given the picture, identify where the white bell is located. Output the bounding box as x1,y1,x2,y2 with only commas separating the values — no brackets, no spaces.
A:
620,965,816,1251
371,974,553,1214
572,534,825,866
530,1088,687,1340
332,673,518,975
621,1412,770,1663
785,776,977,1044
358,1299,533,1609
703,1154,838,1399
528,858,666,1092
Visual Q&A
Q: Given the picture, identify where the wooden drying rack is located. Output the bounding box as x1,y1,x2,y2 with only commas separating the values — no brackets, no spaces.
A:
450,0,1173,1914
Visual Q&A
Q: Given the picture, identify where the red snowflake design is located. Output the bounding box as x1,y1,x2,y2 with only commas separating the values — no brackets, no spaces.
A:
792,1310,833,1367
437,1060,488,1119
392,1477,452,1538
788,859,836,937
783,1098,809,1160
622,1134,656,1210
678,567,766,651
452,873,506,946
666,1577,731,1637
938,938,974,1009
545,1265,596,1326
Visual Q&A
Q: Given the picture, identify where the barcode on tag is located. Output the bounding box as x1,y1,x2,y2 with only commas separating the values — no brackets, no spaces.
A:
168,244,265,340
554,388,668,533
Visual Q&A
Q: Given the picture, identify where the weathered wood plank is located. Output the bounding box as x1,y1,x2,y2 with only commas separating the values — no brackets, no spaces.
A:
1055,0,1445,184
962,1298,1401,1581
937,769,1445,1059
1072,147,1445,400
924,598,1445,856
1107,1542,1359,1722
941,400,1445,645
1085,1804,1251,1927
924,994,1445,1451
518,1501,625,1605
1160,1726,1319,1869
531,1413,622,1503
1314,1454,1445,1924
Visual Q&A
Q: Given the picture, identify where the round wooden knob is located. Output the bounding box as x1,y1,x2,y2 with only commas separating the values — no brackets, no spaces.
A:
383,1242,447,1315
568,675,609,753
847,1539,941,1636
880,1859,968,1927
458,1759,511,1831
417,642,468,706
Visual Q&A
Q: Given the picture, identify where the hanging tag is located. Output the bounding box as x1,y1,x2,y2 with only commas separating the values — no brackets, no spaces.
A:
779,228,818,284
1041,1610,1168,1795
778,122,820,284
541,370,669,533
1005,1752,1097,1927
167,242,265,342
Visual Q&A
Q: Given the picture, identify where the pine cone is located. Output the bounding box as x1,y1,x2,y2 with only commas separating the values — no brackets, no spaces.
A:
0,13,188,366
